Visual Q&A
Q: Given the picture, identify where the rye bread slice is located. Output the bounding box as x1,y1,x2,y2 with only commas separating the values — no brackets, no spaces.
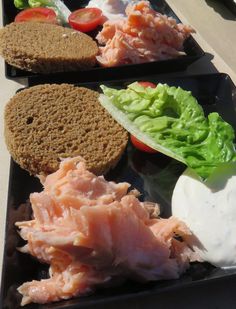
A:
4,84,128,175
0,22,98,73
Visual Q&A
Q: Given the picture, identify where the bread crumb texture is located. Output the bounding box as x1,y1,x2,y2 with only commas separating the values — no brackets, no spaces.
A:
0,22,98,73
4,84,128,175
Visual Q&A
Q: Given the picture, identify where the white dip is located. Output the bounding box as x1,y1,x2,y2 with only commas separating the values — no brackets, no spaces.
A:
86,0,133,19
172,164,236,268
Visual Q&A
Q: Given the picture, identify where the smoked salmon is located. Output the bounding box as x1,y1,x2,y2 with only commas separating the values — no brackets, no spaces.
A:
16,157,198,306
96,1,194,67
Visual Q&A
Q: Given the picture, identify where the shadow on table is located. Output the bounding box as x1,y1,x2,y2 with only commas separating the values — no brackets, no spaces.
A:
205,0,236,20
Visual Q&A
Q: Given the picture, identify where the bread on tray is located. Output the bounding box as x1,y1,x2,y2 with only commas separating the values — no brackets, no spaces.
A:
4,84,128,175
0,22,98,73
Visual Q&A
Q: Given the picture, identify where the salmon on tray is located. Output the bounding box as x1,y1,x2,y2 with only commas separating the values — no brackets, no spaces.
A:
16,157,199,306
2,74,236,308
1,0,203,80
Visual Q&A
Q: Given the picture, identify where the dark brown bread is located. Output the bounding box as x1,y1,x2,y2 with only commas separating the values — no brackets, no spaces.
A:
0,22,98,73
4,84,128,175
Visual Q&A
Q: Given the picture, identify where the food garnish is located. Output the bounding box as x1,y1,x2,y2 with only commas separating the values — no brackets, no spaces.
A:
68,8,104,32
14,7,58,23
130,81,158,152
138,81,156,89
14,0,71,24
130,134,157,153
14,0,29,9
100,82,236,179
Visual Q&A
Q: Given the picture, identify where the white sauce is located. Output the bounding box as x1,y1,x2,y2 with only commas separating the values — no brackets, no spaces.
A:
86,0,133,20
172,164,236,268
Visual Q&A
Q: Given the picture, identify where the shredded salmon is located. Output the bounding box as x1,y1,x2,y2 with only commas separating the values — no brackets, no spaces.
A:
16,156,198,306
96,1,195,67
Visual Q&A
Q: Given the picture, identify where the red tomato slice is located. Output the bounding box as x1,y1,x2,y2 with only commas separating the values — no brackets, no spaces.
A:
68,8,104,32
138,81,156,88
130,135,157,154
14,7,58,24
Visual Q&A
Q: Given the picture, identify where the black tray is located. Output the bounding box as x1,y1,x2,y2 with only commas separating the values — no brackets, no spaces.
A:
2,73,236,309
2,0,204,81
223,0,236,15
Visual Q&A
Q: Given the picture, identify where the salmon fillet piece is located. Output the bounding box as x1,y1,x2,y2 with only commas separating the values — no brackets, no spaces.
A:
16,157,198,306
96,1,195,67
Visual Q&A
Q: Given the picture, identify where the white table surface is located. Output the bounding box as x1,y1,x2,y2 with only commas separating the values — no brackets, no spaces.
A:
0,0,236,288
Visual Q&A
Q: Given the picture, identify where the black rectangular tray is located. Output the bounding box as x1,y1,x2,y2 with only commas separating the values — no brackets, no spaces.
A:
2,73,236,309
223,0,236,15
2,0,204,81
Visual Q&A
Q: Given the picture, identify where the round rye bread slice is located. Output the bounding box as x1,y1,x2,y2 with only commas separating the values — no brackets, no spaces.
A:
0,22,98,73
4,84,128,176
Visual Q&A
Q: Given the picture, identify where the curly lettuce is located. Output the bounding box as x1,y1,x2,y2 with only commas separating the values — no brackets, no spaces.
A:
99,82,236,179
14,0,29,9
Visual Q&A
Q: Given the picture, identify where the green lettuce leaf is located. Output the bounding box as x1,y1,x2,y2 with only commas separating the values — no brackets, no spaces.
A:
14,0,29,9
99,82,236,179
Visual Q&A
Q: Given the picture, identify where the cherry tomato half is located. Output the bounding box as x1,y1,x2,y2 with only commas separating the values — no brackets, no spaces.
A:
68,8,104,33
130,135,157,154
138,81,156,88
14,7,58,24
